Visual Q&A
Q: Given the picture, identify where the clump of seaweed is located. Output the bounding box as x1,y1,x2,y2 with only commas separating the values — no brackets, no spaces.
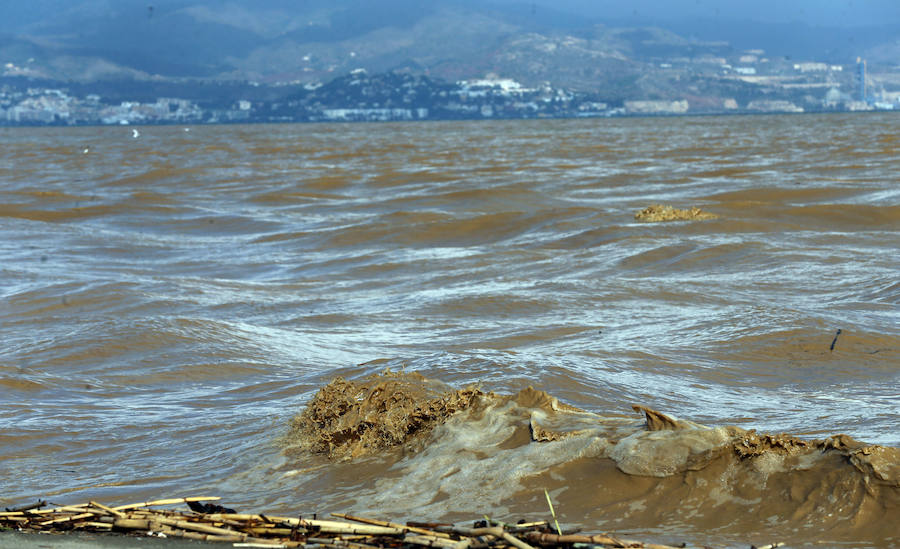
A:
634,205,719,222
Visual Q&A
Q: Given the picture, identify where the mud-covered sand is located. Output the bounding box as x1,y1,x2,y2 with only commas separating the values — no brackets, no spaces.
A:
286,372,900,547
634,204,719,221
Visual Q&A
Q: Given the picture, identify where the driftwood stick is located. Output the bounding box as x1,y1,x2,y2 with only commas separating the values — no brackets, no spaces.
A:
404,534,461,549
204,513,271,522
172,530,243,542
333,512,452,538
301,518,405,535
408,521,454,529
509,521,548,529
39,511,97,526
1,504,92,516
307,536,384,549
156,523,288,546
238,515,304,527
78,521,113,529
126,509,179,520
153,515,249,538
450,538,478,549
0,516,29,522
89,501,125,518
4,500,47,513
181,532,289,546
501,532,537,549
205,516,251,529
525,531,687,549
436,525,505,537
113,518,153,530
244,527,295,536
112,496,221,511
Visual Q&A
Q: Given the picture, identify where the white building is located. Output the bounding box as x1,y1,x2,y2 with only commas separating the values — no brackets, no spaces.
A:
624,100,689,114
793,62,828,72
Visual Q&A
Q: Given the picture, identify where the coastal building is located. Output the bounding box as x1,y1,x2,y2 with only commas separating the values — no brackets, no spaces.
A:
320,108,424,122
793,62,828,72
457,78,529,98
624,100,689,114
747,100,803,113
824,87,850,107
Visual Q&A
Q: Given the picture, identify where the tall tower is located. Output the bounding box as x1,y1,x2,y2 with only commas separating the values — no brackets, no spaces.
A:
857,57,867,103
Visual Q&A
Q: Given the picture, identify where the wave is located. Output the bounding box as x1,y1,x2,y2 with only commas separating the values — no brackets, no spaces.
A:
283,372,900,546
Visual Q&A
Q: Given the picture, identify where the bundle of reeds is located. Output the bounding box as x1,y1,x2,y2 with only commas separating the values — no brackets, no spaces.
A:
0,496,774,549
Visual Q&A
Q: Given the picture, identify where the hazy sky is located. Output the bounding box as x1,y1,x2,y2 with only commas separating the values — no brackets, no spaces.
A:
6,0,900,32
505,0,900,27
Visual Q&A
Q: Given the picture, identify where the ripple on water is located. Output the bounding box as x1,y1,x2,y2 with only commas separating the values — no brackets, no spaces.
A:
0,116,898,544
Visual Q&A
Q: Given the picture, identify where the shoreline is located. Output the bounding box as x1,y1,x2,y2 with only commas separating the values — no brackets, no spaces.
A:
1,103,897,129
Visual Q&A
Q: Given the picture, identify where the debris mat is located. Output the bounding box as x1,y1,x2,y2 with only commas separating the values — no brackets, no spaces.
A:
634,205,719,222
0,495,777,549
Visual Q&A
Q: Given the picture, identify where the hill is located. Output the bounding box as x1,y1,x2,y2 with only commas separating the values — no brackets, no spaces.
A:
2,0,897,88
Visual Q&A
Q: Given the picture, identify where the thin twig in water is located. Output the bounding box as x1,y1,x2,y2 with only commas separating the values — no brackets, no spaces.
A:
830,329,842,351
543,489,562,536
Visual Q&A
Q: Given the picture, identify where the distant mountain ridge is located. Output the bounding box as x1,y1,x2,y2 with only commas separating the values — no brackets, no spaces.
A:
1,0,897,92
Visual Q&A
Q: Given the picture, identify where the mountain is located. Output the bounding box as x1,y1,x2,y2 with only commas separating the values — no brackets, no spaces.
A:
1,0,897,93
0,1,709,88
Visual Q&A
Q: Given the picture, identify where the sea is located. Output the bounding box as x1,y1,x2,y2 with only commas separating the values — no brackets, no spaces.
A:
1,113,898,547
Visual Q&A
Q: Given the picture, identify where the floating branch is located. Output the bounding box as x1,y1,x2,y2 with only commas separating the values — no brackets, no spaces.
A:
4,500,46,513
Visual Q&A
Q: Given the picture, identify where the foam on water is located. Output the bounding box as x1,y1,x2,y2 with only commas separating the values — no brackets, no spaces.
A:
275,372,899,546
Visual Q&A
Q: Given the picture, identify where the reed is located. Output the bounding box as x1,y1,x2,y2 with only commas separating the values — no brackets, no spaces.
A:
89,500,126,518
0,494,768,549
333,512,452,538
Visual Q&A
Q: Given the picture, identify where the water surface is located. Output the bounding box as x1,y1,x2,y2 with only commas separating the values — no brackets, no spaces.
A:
1,114,898,545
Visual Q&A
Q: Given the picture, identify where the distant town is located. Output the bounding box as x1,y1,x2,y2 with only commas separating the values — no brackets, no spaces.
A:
1,50,897,126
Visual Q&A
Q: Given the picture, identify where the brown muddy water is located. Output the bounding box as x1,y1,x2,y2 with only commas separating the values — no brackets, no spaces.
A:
1,114,898,547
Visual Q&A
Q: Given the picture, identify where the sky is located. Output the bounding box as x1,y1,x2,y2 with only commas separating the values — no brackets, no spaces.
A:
6,0,900,31
500,0,900,27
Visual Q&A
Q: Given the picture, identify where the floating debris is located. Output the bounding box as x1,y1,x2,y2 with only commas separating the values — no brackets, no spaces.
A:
634,204,719,222
287,371,485,459
830,328,842,351
0,495,745,548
